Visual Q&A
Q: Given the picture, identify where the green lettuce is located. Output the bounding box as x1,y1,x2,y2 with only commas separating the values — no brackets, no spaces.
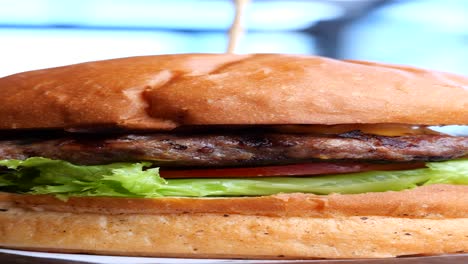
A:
0,157,467,198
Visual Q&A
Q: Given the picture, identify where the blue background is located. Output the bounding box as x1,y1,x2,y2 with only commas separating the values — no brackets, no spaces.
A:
0,0,467,78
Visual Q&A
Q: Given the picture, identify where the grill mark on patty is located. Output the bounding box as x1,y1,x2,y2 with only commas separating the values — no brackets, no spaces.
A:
0,133,466,167
339,130,422,149
238,136,273,148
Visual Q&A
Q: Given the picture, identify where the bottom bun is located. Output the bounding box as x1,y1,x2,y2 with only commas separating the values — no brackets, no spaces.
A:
0,191,467,259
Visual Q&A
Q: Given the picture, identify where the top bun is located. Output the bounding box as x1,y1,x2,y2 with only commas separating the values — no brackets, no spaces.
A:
0,54,467,130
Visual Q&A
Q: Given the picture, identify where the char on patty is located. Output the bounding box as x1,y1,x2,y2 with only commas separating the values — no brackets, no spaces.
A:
0,131,467,167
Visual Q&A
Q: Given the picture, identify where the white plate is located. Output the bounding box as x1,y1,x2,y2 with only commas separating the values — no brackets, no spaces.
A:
1,249,468,264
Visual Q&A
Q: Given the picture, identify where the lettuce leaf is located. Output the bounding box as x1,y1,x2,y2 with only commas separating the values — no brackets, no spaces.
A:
0,157,466,198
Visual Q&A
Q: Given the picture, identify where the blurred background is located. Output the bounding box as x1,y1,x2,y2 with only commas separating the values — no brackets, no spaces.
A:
0,0,467,77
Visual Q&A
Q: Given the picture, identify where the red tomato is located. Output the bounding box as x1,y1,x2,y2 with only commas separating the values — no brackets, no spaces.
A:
159,162,425,178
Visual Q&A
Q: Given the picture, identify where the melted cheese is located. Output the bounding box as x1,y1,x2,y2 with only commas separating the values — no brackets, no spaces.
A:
273,124,443,136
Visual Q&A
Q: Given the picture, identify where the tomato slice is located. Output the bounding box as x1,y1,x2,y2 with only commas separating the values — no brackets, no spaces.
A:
159,162,426,178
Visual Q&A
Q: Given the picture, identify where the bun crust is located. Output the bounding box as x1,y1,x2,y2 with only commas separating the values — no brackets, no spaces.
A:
0,207,466,259
1,184,466,218
0,54,467,130
0,185,467,259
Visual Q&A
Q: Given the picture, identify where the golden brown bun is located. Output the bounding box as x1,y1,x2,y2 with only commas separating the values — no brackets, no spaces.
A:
0,54,467,130
1,184,466,218
0,185,467,259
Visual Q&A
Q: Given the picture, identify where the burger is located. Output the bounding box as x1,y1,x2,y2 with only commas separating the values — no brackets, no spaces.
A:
0,54,466,259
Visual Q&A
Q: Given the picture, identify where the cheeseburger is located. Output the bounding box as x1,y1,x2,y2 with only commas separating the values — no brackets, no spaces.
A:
0,54,467,259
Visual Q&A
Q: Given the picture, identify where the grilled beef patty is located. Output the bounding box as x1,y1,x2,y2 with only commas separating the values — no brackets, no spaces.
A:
0,131,466,166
